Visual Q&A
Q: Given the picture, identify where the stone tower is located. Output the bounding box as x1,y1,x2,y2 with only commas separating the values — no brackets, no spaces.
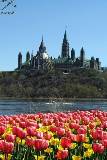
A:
39,36,47,53
18,52,22,69
90,57,98,69
26,51,30,62
61,30,69,58
71,48,75,61
80,47,85,67
96,58,101,70
30,52,34,67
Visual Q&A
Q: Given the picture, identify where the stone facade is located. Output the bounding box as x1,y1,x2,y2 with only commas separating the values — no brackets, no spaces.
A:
17,31,101,72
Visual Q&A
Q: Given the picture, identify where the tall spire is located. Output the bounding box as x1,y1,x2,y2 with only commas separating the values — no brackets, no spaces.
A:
64,30,67,41
39,36,47,53
26,51,30,62
42,35,43,42
18,52,22,69
80,47,85,67
61,30,69,58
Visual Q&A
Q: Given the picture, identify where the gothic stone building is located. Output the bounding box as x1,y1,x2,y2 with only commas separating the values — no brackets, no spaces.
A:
17,31,101,72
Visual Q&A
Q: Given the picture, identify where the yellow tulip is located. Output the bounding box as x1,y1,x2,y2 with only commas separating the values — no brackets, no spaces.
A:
34,155,46,160
83,143,92,149
50,137,60,146
58,145,64,150
8,154,12,160
16,137,21,144
0,154,5,160
72,155,82,160
84,148,94,158
44,147,53,153
70,143,77,149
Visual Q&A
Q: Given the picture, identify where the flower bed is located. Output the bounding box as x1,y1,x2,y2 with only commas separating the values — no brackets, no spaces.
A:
0,110,107,159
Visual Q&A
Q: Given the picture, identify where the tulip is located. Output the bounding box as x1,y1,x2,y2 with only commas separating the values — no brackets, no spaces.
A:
84,148,94,158
34,155,46,160
56,128,65,136
50,126,57,132
5,134,16,143
43,132,52,140
61,137,71,148
35,131,43,139
0,126,5,135
76,134,87,142
0,140,4,151
101,139,107,149
77,126,87,134
69,123,80,130
17,128,27,139
26,127,36,136
26,137,35,147
93,143,104,154
19,121,26,129
56,149,68,159
50,137,60,146
34,139,49,151
72,155,82,160
0,141,14,154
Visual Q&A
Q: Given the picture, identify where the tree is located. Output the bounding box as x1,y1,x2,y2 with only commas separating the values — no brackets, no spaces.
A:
0,0,16,15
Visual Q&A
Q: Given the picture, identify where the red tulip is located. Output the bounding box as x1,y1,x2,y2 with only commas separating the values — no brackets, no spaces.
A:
19,122,26,129
17,127,27,139
69,123,80,130
4,142,14,154
102,131,107,139
61,137,71,148
0,140,14,154
43,132,52,140
89,122,95,129
50,126,57,133
91,130,98,140
76,134,87,142
34,139,49,150
0,126,5,135
26,138,35,147
56,128,65,136
35,131,43,139
26,127,36,136
77,126,87,134
56,149,68,159
101,139,107,149
93,143,104,154
102,121,107,129
0,140,4,151
5,134,16,143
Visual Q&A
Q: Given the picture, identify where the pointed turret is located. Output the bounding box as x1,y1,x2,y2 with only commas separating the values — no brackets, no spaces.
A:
80,47,85,67
71,48,75,61
64,30,67,41
18,52,22,69
30,51,34,67
61,30,69,58
26,51,30,62
37,36,49,59
39,36,47,53
90,57,95,69
96,58,101,70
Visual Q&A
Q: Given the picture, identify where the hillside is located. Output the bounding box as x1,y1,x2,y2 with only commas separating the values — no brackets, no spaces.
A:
0,68,107,99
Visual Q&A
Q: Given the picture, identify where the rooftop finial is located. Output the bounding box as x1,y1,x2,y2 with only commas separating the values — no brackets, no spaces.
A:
42,35,44,42
64,30,67,41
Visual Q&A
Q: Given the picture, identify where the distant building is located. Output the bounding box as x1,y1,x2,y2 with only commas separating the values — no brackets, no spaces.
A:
17,31,101,72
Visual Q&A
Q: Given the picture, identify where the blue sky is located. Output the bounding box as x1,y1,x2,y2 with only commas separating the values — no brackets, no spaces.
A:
0,0,107,71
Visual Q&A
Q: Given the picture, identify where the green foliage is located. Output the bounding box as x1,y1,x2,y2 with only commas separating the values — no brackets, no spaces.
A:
0,69,107,98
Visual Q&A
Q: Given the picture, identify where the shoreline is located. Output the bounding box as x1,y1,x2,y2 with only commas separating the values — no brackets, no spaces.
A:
0,97,107,102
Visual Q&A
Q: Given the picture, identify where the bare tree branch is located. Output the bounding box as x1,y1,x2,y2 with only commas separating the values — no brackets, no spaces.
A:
0,0,16,15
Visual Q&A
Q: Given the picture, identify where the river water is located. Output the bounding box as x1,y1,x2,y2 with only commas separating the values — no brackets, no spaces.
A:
0,100,107,115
